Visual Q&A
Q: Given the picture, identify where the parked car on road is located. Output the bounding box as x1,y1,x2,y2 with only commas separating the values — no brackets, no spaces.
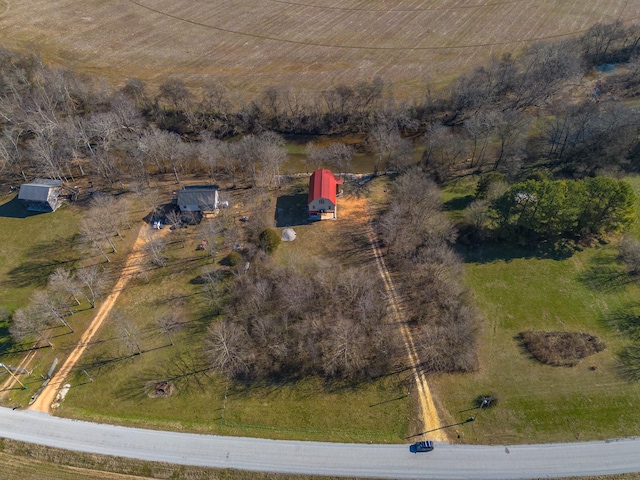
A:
409,440,434,453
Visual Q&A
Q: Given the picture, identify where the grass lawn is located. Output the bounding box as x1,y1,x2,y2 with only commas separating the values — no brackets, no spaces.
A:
0,193,150,408
431,176,640,445
57,178,410,443
0,193,82,311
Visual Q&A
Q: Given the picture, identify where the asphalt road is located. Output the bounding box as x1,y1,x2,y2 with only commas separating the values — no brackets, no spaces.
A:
0,408,639,479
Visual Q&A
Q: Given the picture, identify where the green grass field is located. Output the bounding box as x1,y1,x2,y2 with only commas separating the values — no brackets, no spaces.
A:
0,193,82,311
431,176,640,445
0,192,147,408
5,173,640,447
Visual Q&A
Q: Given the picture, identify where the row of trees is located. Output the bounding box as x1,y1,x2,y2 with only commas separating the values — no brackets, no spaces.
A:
378,170,480,373
9,266,106,347
4,21,640,191
492,177,636,246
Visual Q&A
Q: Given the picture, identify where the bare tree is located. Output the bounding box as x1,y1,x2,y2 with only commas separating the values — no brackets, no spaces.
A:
157,77,193,112
112,309,142,356
138,127,189,183
0,127,28,180
306,142,354,174
421,124,467,182
49,267,82,306
198,132,225,179
367,119,412,174
166,209,182,230
200,268,225,312
76,265,106,308
491,109,530,171
146,234,168,267
29,290,74,334
79,218,112,262
321,317,367,377
206,320,253,378
234,132,286,189
619,235,640,275
142,188,163,222
464,112,494,169
196,220,219,263
157,307,185,346
9,305,52,347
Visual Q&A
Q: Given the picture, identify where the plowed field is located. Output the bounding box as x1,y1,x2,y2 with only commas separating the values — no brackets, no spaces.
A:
0,1,637,95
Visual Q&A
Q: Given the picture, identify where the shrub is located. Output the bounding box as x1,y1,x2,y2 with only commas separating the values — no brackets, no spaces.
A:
227,251,242,266
519,331,606,367
475,172,505,199
619,235,640,275
258,228,281,253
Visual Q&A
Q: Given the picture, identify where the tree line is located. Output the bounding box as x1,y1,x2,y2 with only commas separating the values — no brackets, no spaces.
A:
377,169,481,373
3,21,640,189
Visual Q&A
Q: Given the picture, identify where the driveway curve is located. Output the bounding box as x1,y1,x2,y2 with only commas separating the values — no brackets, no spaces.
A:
1,408,639,479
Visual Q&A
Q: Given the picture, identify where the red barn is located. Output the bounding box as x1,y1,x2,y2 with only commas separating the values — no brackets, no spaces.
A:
308,168,343,220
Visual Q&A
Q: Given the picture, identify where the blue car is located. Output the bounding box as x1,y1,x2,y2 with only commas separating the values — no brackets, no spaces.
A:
410,440,434,453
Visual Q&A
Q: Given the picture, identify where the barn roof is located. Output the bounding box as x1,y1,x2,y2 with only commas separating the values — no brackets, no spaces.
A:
308,169,343,205
176,186,218,209
18,179,63,212
18,180,62,202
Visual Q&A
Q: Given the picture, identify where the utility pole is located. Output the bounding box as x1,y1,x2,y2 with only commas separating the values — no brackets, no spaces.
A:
0,363,28,390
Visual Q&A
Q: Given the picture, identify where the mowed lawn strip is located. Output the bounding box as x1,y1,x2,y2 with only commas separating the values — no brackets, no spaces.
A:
431,177,640,445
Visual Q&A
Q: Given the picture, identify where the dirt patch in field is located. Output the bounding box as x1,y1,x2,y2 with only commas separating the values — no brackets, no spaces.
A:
146,380,175,398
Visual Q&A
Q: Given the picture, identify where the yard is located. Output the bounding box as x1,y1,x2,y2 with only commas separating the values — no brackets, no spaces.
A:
5,171,640,446
52,176,410,443
431,176,640,445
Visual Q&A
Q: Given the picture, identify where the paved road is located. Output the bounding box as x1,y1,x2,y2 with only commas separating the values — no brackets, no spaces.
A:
0,408,639,479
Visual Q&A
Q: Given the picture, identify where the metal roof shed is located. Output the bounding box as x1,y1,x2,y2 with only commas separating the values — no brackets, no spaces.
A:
18,179,63,212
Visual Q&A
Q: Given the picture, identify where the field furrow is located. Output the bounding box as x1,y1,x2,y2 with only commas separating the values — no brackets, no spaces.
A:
2,0,640,96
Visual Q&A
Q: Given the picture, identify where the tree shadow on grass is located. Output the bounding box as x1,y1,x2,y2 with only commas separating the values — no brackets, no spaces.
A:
457,240,576,264
113,350,215,401
2,239,80,289
604,304,640,340
603,303,640,382
444,195,475,213
0,321,12,356
513,332,541,364
577,254,633,293
617,344,640,382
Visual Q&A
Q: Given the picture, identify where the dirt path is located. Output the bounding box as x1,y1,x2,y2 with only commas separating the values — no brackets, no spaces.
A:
29,225,152,413
366,225,447,443
339,195,446,442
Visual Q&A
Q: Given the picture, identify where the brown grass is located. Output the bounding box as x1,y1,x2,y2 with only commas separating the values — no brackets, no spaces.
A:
0,0,638,96
520,331,607,367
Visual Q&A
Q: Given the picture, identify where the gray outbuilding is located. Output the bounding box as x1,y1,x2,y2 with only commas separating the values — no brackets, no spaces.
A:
18,179,64,212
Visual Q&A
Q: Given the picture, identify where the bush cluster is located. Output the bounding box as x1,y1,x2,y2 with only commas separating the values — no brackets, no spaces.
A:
519,331,606,367
206,263,401,381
